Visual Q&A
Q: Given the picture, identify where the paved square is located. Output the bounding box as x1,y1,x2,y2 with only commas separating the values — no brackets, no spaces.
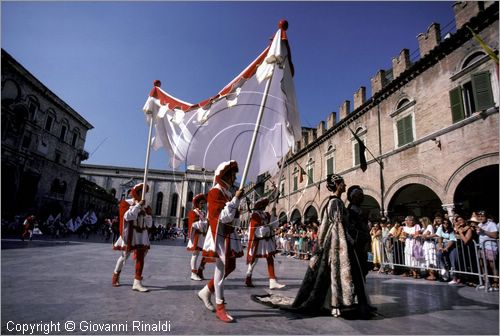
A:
2,238,498,335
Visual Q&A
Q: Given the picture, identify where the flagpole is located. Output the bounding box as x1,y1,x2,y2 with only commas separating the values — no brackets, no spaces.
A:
272,154,287,207
239,65,275,190
142,112,154,200
348,126,382,167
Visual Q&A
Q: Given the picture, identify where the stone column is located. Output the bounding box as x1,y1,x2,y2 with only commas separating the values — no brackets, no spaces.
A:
441,203,455,219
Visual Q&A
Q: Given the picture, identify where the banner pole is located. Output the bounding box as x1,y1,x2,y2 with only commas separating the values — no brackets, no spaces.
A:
238,64,275,191
142,112,154,200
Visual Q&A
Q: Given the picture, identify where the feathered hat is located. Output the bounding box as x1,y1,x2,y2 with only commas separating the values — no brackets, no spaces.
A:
213,160,239,186
192,193,207,208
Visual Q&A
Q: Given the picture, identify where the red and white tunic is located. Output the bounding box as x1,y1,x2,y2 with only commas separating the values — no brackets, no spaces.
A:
202,184,243,262
187,208,207,251
247,210,278,264
113,199,152,251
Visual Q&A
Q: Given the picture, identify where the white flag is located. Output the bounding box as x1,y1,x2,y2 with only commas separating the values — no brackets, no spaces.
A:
143,22,301,182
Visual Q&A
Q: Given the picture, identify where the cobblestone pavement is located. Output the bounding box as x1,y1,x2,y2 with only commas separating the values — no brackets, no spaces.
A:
2,236,498,335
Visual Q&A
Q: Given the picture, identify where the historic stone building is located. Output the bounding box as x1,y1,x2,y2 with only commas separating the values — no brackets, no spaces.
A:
1,49,93,221
79,164,214,227
265,2,499,224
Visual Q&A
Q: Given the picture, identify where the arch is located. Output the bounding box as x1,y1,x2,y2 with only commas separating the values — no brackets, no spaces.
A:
170,193,178,217
387,183,442,219
289,208,301,225
155,192,164,216
385,173,444,207
1,78,21,104
453,164,499,220
303,204,318,223
397,98,411,109
444,153,499,204
461,50,486,70
278,212,287,225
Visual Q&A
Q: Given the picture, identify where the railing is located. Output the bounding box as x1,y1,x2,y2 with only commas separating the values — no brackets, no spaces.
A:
377,236,498,292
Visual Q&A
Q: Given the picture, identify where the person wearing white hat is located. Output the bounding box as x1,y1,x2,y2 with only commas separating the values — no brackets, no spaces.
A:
111,183,152,292
245,197,285,290
198,160,244,323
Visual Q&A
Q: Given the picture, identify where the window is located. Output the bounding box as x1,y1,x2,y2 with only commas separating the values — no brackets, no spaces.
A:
351,127,368,167
55,151,62,164
280,180,285,195
396,115,414,146
60,125,67,141
45,116,53,131
170,193,178,217
155,192,163,216
293,167,298,191
306,158,314,185
449,71,494,123
71,132,78,147
325,145,335,176
27,96,39,121
391,98,415,148
22,132,31,149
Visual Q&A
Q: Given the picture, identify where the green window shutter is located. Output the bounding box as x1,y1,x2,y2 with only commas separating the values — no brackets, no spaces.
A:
293,176,297,191
308,168,313,185
472,72,494,111
397,118,405,146
404,115,413,143
326,157,333,175
354,142,360,165
449,86,465,123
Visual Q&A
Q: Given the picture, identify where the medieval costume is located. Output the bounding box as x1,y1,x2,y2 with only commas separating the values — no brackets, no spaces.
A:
245,197,285,289
198,160,243,323
187,193,209,281
111,183,152,292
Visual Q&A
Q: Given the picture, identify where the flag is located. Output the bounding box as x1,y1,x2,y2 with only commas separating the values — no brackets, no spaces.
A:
66,218,75,232
467,26,499,78
143,21,301,183
296,162,307,183
467,26,499,64
73,216,82,232
350,128,367,172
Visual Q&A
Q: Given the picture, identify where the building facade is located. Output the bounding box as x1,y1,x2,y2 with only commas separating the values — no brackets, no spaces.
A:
79,164,214,227
266,2,499,224
1,49,93,221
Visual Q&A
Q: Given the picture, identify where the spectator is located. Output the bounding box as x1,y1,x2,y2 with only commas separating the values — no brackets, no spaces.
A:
436,219,458,283
402,216,424,278
389,220,404,275
476,210,499,291
370,223,382,271
455,214,479,286
420,216,438,281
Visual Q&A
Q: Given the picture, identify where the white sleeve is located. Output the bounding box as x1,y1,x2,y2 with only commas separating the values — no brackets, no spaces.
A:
219,197,241,224
124,204,142,221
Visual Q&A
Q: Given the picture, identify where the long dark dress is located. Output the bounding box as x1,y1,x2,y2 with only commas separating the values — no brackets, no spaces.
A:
291,196,355,313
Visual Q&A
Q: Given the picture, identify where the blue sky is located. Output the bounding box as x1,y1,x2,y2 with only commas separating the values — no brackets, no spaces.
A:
2,1,455,172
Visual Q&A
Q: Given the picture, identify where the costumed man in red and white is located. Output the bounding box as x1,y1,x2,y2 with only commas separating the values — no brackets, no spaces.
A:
111,183,152,292
21,215,36,241
187,193,209,281
245,197,286,289
197,160,244,323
